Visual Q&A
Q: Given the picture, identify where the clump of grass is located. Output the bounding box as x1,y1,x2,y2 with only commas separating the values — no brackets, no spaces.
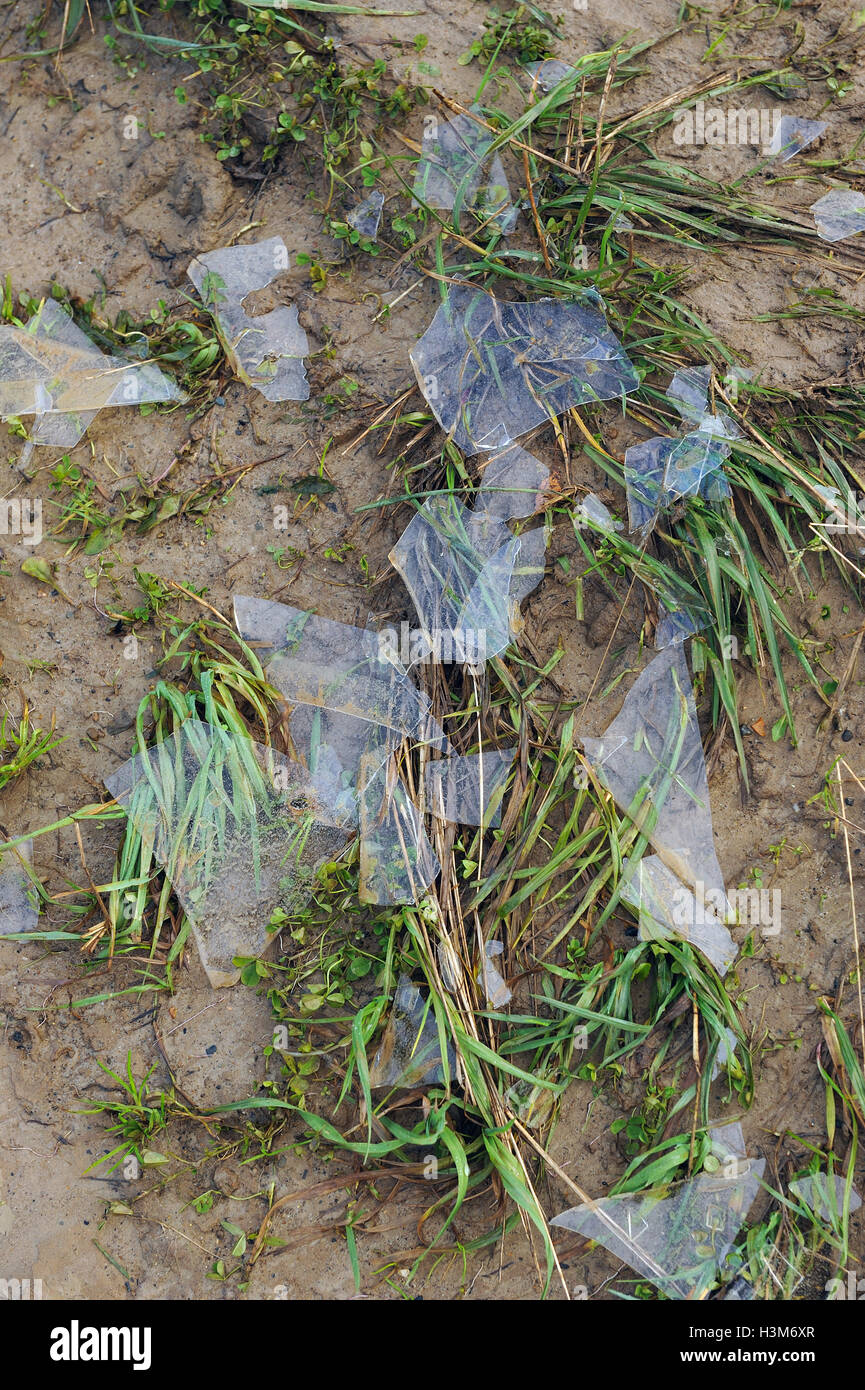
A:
0,707,64,791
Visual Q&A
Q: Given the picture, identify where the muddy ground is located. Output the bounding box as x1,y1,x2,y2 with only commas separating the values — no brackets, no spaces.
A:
1,0,864,1300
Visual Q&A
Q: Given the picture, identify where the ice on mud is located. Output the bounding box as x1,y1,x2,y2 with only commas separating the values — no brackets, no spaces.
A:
370,974,456,1088
233,596,514,905
551,1151,764,1298
412,110,518,233
104,720,348,988
789,1173,861,1223
0,299,182,448
522,59,577,91
187,237,309,401
424,748,516,829
582,645,729,914
621,854,736,975
810,188,865,243
411,285,639,455
347,189,384,239
768,115,826,162
0,839,39,935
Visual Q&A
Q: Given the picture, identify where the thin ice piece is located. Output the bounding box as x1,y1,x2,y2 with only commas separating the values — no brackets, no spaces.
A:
789,1174,861,1223
663,429,731,501
424,748,516,828
233,596,445,751
475,445,550,520
577,493,623,534
358,755,440,905
412,110,517,233
369,974,454,1088
810,189,865,243
666,365,740,439
477,939,512,1008
523,59,577,91
621,854,736,975
0,300,182,448
411,285,639,455
390,496,528,664
624,436,675,539
654,602,710,649
769,116,826,162
551,1157,765,1299
187,237,309,401
583,645,727,905
105,720,347,987
0,840,39,934
347,190,384,239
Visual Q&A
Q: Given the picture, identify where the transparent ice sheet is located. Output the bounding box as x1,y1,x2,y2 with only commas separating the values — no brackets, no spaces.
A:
768,115,826,162
390,494,543,664
621,854,736,975
358,754,440,905
577,493,623,534
105,720,347,987
412,110,517,233
424,748,516,829
0,300,182,448
789,1174,861,1223
187,237,309,401
522,59,577,91
810,189,865,243
0,839,39,935
477,938,512,1008
551,1157,765,1298
411,285,639,455
583,645,727,906
347,190,384,239
369,974,455,1087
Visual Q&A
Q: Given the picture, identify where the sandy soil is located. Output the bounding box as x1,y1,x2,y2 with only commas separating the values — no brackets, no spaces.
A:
1,0,864,1300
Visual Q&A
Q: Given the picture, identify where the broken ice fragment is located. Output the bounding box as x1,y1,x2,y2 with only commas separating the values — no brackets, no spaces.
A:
583,645,727,906
390,492,544,665
413,110,517,233
411,285,639,456
577,493,623,534
477,939,512,1008
654,603,710,649
768,116,826,162
551,1156,765,1298
0,300,183,449
621,854,736,975
523,59,577,91
233,596,445,752
666,366,741,440
789,1173,861,1223
475,445,551,520
424,748,516,828
624,435,675,539
105,720,347,988
0,840,39,934
347,189,384,239
358,754,440,906
369,974,454,1087
663,429,732,502
187,237,309,401
810,189,865,243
